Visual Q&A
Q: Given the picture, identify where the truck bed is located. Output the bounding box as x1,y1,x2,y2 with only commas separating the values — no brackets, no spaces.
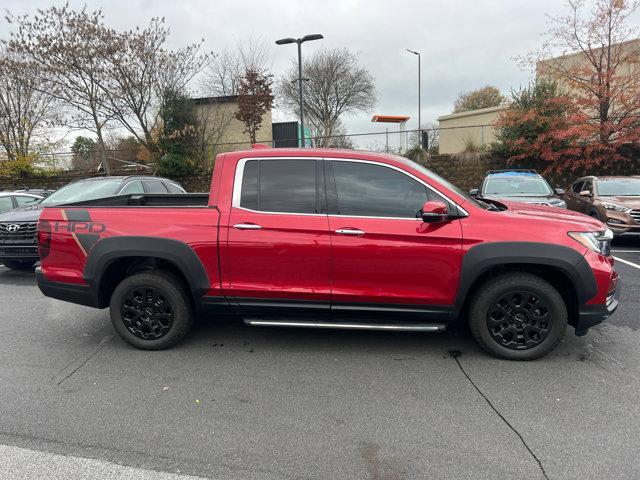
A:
61,193,211,208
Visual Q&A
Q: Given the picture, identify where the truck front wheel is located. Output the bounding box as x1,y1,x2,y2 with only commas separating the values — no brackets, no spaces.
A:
468,272,567,360
109,270,193,350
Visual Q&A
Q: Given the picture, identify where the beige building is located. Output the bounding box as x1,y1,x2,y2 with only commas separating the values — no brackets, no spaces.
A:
536,38,640,95
438,38,639,154
437,105,508,154
192,96,273,155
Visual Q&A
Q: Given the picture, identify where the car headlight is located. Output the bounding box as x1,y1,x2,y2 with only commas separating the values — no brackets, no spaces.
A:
568,229,613,255
602,203,631,213
550,199,567,209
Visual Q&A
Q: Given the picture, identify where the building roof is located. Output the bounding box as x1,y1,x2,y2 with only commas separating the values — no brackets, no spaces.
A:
437,104,508,122
192,95,239,105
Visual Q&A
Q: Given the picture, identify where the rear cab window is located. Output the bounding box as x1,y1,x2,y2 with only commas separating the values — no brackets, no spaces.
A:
238,159,318,214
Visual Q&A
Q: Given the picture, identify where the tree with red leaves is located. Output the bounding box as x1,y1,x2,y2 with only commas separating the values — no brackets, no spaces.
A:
504,0,640,173
234,68,273,144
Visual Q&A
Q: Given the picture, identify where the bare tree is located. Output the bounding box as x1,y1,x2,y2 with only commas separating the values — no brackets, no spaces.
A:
201,35,271,97
5,4,115,173
97,18,212,160
0,51,60,160
278,48,376,147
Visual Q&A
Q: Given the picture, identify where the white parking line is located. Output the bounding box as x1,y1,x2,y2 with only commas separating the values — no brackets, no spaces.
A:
614,256,640,270
611,249,640,253
0,444,209,480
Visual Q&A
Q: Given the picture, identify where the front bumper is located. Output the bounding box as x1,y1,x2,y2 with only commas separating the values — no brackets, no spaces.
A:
36,267,100,308
575,276,621,336
0,244,38,260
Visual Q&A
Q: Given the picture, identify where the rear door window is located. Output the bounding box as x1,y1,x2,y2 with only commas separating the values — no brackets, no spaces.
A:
119,181,144,194
164,182,185,193
239,159,317,214
143,181,169,193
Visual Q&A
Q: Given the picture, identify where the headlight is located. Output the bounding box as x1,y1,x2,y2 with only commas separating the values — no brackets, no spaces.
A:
568,229,613,255
551,199,567,209
602,203,631,213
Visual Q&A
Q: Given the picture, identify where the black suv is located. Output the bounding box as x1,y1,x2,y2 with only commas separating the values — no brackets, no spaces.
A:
0,176,185,270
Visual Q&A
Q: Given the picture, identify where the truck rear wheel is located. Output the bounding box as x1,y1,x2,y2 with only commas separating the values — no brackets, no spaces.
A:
109,270,193,350
468,272,567,360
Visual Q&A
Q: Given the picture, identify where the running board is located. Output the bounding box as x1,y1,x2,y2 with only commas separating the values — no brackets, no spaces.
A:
243,319,446,332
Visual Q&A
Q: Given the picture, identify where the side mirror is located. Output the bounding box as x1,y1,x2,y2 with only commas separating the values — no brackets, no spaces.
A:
554,188,565,195
579,190,592,197
469,188,479,197
421,200,449,223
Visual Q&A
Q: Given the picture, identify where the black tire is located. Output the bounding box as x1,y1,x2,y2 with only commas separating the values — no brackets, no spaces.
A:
109,270,193,350
2,259,36,271
468,272,567,360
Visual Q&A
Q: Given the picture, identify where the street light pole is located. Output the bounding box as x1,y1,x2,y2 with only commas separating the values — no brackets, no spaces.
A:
276,34,324,147
297,41,304,148
407,49,421,146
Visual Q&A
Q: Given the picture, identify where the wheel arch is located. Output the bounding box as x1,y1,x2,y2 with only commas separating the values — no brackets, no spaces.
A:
454,242,597,327
84,237,210,308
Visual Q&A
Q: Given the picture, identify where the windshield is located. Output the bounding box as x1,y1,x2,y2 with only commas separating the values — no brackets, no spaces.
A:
597,178,640,196
483,176,552,196
40,179,123,205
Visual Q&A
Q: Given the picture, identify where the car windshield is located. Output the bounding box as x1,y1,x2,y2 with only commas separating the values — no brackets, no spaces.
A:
483,176,552,196
597,178,640,196
40,179,123,205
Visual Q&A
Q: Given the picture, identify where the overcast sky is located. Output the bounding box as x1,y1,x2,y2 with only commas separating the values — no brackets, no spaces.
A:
2,0,639,149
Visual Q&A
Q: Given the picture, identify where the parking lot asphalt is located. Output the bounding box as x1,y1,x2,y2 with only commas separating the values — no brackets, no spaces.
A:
0,241,639,480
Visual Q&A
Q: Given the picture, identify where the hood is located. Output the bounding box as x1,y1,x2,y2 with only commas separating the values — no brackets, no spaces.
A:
0,204,44,223
483,193,563,205
596,196,640,209
499,200,605,232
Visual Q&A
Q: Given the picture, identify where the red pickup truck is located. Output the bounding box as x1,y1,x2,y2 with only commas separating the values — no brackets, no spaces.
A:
36,147,620,360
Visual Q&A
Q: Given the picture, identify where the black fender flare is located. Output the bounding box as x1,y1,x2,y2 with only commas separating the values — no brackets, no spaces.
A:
84,236,210,301
454,242,597,313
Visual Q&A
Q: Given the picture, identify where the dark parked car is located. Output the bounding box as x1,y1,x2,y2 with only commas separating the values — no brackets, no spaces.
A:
566,176,640,236
470,169,566,208
0,176,185,270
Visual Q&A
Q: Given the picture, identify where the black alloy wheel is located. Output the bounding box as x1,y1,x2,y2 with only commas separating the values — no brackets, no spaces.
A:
486,290,551,350
121,286,174,340
110,270,193,350
468,272,567,360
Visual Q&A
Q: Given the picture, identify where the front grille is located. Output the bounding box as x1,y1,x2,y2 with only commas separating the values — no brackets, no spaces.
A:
630,209,640,223
0,222,38,242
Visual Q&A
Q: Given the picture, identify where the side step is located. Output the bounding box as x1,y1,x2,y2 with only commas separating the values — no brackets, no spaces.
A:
243,318,446,332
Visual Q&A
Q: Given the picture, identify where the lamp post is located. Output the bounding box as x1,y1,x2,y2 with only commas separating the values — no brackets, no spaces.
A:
276,34,323,147
406,49,421,147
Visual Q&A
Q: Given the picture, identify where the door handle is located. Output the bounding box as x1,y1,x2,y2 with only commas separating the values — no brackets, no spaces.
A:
335,228,365,236
233,223,262,230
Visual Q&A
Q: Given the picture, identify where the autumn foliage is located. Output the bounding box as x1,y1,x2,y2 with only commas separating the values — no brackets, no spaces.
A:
496,0,640,174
